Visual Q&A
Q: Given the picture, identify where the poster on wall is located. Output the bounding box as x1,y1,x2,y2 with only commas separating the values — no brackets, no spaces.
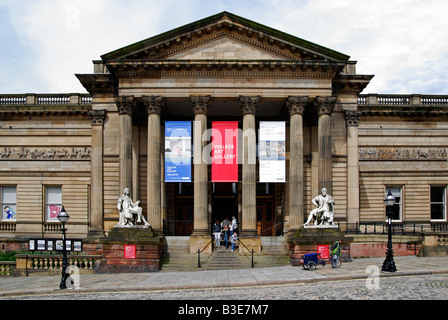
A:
165,121,192,182
211,121,238,182
259,121,285,182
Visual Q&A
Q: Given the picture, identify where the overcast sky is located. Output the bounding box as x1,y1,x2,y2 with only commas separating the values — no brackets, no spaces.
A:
1,0,447,95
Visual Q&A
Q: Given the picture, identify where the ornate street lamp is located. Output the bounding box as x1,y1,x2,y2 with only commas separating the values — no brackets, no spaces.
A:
57,206,70,289
382,190,397,272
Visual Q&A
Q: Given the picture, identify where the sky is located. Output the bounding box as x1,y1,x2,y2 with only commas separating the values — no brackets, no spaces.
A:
1,0,448,95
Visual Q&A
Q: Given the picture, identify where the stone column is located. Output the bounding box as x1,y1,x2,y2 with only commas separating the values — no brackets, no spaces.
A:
315,96,337,195
191,96,211,233
143,95,165,231
88,109,106,236
286,96,308,230
115,96,136,197
239,95,259,241
345,111,361,224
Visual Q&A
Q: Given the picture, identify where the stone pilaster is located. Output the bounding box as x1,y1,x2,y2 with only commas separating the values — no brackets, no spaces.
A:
115,96,136,198
315,96,337,195
143,95,165,231
190,95,211,253
239,95,259,243
88,109,106,236
286,96,308,230
345,110,361,224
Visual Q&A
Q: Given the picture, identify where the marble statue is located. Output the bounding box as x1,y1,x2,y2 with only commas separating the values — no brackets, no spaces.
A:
304,188,335,226
117,188,150,227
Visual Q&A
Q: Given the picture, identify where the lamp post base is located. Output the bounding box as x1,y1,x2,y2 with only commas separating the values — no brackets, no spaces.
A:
381,249,397,272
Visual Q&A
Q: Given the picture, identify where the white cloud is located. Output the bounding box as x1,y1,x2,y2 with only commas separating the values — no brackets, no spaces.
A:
1,0,448,94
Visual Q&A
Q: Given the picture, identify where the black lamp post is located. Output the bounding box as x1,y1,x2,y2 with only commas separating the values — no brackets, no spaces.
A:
382,190,397,272
57,206,70,289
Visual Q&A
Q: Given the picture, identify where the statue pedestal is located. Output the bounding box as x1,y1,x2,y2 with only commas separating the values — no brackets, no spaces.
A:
287,226,353,266
98,226,164,273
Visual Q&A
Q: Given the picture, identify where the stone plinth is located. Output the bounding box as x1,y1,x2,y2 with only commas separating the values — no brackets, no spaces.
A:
287,227,353,266
98,226,164,273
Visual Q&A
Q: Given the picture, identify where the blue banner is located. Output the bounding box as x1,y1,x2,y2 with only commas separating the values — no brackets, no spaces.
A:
165,121,192,182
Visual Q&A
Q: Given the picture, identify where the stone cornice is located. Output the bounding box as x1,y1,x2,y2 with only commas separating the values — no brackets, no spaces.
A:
105,60,345,78
359,105,448,118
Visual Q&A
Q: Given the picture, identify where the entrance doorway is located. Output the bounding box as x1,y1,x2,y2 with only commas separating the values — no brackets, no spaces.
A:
211,183,238,225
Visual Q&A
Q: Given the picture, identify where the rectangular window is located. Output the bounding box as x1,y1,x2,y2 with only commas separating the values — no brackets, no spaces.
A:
1,186,17,221
431,186,446,221
46,186,62,222
385,187,402,221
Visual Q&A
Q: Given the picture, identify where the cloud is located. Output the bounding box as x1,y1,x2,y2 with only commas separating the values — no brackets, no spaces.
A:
1,0,448,94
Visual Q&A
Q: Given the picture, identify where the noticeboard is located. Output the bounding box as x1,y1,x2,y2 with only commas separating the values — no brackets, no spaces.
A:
317,245,330,259
124,245,136,259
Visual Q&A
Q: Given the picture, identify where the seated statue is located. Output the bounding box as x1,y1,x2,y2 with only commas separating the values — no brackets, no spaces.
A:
304,187,335,226
117,188,150,227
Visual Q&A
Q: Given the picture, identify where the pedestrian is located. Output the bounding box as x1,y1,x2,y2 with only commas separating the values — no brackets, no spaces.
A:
212,219,221,248
230,232,238,251
232,216,238,232
330,239,342,267
223,224,229,248
229,221,234,237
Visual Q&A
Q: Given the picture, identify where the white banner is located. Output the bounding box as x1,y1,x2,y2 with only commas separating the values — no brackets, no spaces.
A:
259,121,285,182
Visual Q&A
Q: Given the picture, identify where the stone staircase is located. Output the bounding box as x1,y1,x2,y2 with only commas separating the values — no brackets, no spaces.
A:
160,236,291,272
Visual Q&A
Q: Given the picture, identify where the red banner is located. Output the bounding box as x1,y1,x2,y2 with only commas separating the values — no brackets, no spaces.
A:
211,121,238,182
317,245,330,259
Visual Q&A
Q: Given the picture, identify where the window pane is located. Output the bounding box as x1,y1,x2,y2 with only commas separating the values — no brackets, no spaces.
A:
2,204,16,221
2,186,17,203
46,187,62,204
386,187,401,221
431,204,445,220
431,187,445,203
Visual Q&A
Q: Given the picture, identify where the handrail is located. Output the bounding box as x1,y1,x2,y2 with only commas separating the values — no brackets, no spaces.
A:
261,219,287,236
196,237,213,268
237,238,255,268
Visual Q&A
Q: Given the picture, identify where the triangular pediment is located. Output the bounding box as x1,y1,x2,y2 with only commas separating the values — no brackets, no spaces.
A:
101,12,350,63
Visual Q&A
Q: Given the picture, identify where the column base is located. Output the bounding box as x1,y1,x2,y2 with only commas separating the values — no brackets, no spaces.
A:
190,230,212,254
239,230,261,254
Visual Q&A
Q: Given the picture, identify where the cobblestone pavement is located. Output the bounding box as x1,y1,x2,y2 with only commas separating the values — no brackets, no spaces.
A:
1,256,448,301
4,274,448,300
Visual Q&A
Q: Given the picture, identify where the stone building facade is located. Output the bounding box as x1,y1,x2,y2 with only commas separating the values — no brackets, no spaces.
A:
1,12,447,255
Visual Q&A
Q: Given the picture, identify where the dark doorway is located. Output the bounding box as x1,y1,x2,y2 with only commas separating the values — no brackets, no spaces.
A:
212,183,238,224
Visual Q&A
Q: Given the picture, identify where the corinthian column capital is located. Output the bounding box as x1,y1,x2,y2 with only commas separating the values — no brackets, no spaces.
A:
190,95,211,115
239,95,260,115
344,110,362,127
143,95,165,115
286,96,309,116
315,96,337,116
88,109,106,126
115,96,136,115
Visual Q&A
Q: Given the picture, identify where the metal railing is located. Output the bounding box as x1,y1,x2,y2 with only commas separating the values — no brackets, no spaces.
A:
197,237,213,268
237,238,255,268
344,221,448,236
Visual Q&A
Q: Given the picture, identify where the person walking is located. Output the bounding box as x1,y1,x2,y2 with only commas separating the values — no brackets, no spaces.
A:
230,232,238,251
223,224,229,249
212,220,222,248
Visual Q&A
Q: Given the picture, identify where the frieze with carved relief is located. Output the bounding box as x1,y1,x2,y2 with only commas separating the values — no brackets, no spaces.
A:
359,147,447,161
0,147,91,160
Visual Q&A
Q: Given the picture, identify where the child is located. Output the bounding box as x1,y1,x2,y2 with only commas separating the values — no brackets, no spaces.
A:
230,232,238,251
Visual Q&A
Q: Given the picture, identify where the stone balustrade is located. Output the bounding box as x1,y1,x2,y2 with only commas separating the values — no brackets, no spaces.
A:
0,261,15,276
13,254,102,276
0,93,92,105
358,94,448,106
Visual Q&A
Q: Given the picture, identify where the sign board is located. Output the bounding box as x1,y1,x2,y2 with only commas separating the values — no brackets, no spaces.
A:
124,245,136,259
317,245,330,259
259,121,285,182
211,121,238,182
165,121,192,182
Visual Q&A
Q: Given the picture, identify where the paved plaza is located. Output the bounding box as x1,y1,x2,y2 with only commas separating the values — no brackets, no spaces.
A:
0,256,448,300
